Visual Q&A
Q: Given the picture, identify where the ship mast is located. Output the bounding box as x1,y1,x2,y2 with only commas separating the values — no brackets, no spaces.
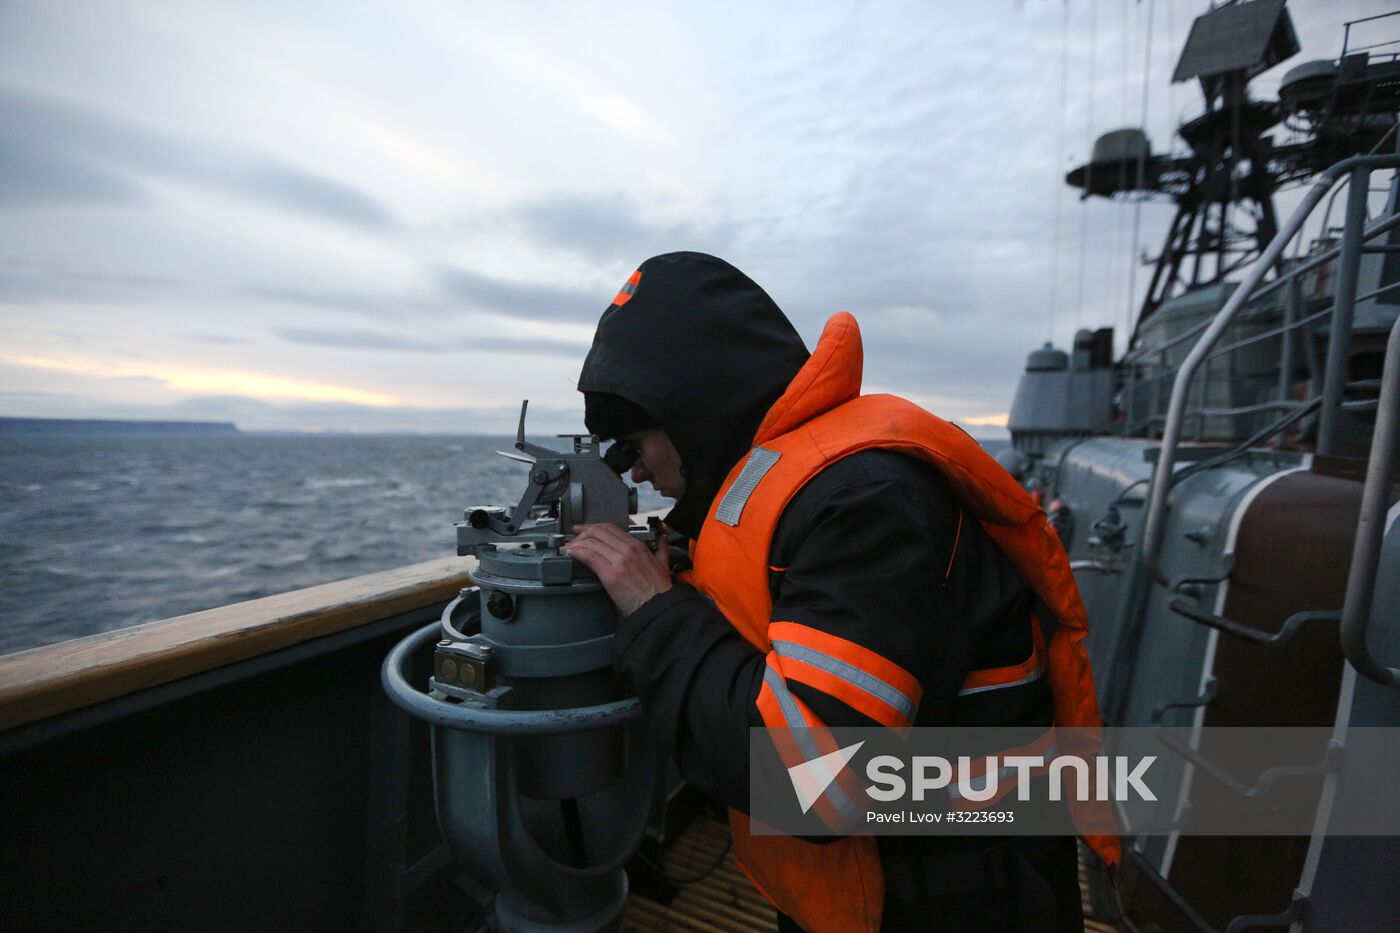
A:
1066,0,1398,349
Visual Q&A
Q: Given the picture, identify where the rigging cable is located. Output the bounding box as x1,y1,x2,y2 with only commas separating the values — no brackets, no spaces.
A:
1115,0,1130,350
1048,0,1072,344
1127,0,1156,351
1074,0,1099,335
1165,0,1176,136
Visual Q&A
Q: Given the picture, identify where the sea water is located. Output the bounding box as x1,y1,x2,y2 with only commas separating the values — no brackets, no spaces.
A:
0,435,671,654
0,434,1006,655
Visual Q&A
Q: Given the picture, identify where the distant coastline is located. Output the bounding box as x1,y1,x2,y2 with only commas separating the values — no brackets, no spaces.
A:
0,417,241,437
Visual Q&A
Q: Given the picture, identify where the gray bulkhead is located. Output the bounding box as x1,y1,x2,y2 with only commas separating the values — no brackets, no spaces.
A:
1030,437,1305,720
1007,329,1116,456
1026,437,1310,866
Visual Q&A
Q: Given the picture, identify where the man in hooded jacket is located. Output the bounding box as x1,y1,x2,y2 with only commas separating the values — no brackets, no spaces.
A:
562,252,1100,932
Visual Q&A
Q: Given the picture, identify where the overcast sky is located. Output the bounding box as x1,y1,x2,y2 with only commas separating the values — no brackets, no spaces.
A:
2,0,1394,435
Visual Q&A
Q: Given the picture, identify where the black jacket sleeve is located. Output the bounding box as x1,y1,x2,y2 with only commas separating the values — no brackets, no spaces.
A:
612,450,967,813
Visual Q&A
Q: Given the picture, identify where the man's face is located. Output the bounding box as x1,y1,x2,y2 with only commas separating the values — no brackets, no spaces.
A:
620,428,685,500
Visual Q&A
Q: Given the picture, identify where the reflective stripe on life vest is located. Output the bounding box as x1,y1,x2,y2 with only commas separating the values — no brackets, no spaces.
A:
770,621,922,731
958,615,1047,697
756,663,866,832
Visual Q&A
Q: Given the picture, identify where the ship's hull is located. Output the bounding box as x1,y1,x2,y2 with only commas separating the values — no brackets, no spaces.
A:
1027,432,1400,931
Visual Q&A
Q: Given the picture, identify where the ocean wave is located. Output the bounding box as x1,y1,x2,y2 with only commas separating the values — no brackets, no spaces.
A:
303,477,378,491
254,553,311,571
0,434,665,653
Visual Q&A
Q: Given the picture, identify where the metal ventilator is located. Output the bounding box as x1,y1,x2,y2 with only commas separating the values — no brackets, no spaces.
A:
383,401,658,932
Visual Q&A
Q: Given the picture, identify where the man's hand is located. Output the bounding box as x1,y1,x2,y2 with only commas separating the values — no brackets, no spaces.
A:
562,523,673,616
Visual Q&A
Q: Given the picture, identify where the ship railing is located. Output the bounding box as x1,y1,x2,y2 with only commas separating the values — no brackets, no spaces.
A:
1128,320,1400,933
1340,311,1400,687
1118,207,1400,439
1122,156,1400,933
1140,154,1400,595
1342,10,1400,64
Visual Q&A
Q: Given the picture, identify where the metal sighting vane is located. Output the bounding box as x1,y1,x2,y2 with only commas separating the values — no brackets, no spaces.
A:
456,400,657,582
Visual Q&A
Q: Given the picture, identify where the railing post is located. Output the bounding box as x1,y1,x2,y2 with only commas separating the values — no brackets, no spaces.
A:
1280,277,1300,399
1123,359,1135,436
1152,350,1164,438
1276,277,1301,444
1340,315,1400,687
1318,166,1371,456
1197,355,1209,441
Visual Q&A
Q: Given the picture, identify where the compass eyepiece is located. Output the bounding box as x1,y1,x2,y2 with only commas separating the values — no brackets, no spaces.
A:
603,440,640,475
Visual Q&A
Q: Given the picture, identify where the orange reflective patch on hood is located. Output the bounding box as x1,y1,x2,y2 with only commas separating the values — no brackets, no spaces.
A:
611,270,642,307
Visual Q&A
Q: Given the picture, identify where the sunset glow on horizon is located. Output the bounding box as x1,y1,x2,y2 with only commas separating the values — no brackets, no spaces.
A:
6,354,400,408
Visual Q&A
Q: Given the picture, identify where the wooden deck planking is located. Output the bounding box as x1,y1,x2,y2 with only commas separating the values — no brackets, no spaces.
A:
625,817,1113,931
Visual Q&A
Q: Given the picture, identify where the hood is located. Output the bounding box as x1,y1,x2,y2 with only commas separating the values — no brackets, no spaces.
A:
578,252,810,538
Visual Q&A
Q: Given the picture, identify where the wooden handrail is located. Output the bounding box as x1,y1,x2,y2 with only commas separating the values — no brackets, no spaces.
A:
0,557,475,733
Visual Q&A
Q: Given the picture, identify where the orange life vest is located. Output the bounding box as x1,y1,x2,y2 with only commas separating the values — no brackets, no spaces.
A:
688,312,1120,933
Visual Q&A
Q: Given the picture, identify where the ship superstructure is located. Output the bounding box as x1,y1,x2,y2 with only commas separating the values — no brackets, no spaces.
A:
1008,3,1400,929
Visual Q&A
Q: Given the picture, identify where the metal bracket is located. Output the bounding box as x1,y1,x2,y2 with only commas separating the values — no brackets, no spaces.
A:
1151,676,1218,725
1070,560,1118,574
1224,895,1309,933
1154,733,1345,799
1167,555,1235,598
1085,506,1134,573
1168,600,1340,648
507,459,568,532
513,399,558,461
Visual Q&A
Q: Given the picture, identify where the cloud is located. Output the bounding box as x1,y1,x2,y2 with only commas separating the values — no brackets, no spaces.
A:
275,327,445,353
228,165,393,231
185,333,254,346
0,85,394,230
508,190,740,264
433,265,597,323
250,285,437,318
0,133,147,209
434,16,675,149
5,0,1388,436
275,326,589,358
56,269,183,290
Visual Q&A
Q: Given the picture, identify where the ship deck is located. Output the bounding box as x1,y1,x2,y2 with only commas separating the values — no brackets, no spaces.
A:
623,816,1115,932
0,555,1119,931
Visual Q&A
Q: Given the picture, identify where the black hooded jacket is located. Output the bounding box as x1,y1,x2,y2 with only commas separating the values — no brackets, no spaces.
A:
577,252,1050,809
